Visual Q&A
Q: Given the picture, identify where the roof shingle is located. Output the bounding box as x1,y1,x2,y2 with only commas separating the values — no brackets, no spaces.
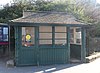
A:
11,11,84,24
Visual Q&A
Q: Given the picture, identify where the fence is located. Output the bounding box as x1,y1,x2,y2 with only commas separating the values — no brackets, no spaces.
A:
86,28,100,56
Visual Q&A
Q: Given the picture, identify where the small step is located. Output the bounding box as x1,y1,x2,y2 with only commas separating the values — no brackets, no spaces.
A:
6,60,14,68
70,58,81,63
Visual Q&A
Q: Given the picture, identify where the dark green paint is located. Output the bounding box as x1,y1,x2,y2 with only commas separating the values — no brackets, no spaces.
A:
67,27,70,63
81,28,86,63
70,44,81,59
12,22,87,66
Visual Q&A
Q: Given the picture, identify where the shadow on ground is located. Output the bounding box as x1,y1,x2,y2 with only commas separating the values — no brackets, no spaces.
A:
0,58,81,73
26,64,81,73
0,56,82,73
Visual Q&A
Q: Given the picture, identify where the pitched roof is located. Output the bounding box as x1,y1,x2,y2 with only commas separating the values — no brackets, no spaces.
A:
11,11,84,24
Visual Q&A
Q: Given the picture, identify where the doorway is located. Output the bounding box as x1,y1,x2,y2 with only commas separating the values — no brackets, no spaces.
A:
70,27,81,63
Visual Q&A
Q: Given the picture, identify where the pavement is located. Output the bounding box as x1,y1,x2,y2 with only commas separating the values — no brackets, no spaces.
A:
0,58,100,73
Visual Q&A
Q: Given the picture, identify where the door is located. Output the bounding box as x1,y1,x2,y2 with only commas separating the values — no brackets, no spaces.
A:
17,27,37,66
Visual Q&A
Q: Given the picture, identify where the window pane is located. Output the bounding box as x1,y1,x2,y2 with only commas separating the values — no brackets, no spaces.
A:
22,27,35,47
3,27,8,41
39,40,52,45
55,40,66,45
39,26,52,45
39,26,52,32
39,33,52,39
55,26,66,32
76,28,81,44
76,39,81,44
70,27,82,44
70,28,74,44
55,33,66,39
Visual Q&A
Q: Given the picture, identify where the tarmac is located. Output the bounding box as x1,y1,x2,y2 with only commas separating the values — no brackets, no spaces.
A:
0,58,100,73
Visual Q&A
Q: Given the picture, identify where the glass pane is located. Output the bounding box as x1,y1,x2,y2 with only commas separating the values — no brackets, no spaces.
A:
76,28,81,44
55,26,66,32
39,40,52,45
55,33,66,39
70,28,74,44
39,33,52,39
76,39,81,44
22,27,35,47
3,27,8,41
39,26,52,32
70,27,82,44
55,40,66,45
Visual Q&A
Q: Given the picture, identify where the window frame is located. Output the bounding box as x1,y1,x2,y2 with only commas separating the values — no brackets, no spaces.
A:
54,26,67,47
0,26,8,42
21,27,35,47
39,26,52,47
70,27,82,45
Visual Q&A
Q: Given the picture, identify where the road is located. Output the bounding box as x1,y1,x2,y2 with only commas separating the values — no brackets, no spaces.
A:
0,58,100,73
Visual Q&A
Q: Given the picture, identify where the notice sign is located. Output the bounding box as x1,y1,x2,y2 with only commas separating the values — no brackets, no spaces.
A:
26,34,31,41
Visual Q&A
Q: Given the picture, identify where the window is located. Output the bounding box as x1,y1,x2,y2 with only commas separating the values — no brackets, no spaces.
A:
76,28,81,44
55,26,67,45
70,27,81,44
22,27,35,47
3,27,8,41
0,27,8,42
39,26,52,45
70,27,74,44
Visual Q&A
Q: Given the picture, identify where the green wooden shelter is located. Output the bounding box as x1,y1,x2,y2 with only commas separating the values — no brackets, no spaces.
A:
9,11,87,66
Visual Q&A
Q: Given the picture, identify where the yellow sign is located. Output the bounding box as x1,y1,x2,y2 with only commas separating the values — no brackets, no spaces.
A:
26,34,31,40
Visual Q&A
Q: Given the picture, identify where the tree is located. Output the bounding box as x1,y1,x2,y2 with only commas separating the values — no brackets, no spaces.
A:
0,3,23,23
0,0,100,24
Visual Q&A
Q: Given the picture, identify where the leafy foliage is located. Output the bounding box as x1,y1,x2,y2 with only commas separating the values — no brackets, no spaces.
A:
0,0,99,24
0,4,23,23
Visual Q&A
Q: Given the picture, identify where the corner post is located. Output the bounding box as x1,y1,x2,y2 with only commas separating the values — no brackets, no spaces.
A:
67,27,70,63
81,27,86,63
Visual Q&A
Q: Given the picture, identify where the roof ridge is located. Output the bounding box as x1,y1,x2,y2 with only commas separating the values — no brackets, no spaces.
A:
24,10,68,14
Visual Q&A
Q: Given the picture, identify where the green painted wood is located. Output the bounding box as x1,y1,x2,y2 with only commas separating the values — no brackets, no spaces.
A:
52,26,55,48
67,27,70,63
16,27,37,66
35,26,39,66
39,48,67,65
13,25,87,66
81,27,86,63
17,49,37,66
70,44,81,59
14,26,19,65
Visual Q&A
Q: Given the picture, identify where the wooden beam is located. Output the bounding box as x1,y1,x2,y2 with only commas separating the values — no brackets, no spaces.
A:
73,27,76,44
52,26,55,48
14,26,19,65
35,26,39,66
81,27,86,63
67,27,70,63
9,22,87,27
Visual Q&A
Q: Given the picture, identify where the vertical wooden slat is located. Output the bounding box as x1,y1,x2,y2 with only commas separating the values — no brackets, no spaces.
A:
52,26,55,48
15,26,19,65
73,27,76,43
67,27,70,63
35,26,39,66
